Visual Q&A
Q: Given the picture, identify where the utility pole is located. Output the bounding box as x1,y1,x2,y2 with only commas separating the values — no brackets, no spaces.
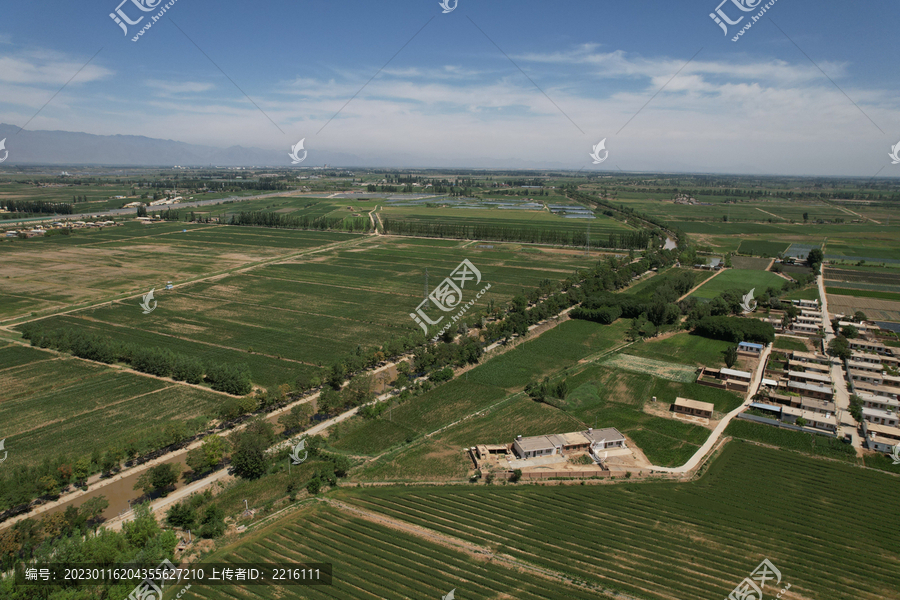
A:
424,268,430,308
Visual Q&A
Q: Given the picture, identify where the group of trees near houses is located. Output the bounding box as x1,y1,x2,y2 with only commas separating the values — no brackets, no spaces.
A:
693,316,775,345
18,325,252,395
1,200,74,214
570,254,692,337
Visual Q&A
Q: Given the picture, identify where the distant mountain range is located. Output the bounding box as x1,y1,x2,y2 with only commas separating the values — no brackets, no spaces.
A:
0,124,367,168
0,124,578,170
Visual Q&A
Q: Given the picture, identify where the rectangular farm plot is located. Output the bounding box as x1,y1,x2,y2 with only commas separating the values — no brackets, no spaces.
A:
602,354,697,383
737,240,789,256
826,294,900,323
192,504,602,600
339,444,900,600
0,350,225,468
690,269,786,300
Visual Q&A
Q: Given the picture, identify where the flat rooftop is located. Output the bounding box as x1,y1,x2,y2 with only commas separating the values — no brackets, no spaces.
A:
674,397,715,412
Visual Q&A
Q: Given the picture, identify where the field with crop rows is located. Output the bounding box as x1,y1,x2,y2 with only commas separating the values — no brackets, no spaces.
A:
730,256,773,270
379,204,634,243
14,237,597,389
826,288,900,301
344,321,743,478
826,294,900,323
0,344,225,468
824,267,900,288
0,221,359,320
333,320,628,458
737,240,789,256
690,269,785,300
193,502,603,600
339,443,900,600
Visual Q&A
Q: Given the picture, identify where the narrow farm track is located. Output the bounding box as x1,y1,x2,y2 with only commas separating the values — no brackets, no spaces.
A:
677,267,726,302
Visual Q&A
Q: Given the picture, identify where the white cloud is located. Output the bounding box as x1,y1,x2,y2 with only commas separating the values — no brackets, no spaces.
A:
145,80,215,95
0,44,896,175
0,50,111,85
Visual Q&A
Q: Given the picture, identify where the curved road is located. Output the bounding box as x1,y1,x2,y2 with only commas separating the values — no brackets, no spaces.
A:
650,344,771,474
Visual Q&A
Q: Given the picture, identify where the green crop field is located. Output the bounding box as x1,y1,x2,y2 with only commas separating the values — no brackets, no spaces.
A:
342,322,743,478
332,319,629,459
0,221,360,321
12,237,597,389
690,269,786,299
624,331,735,367
0,344,225,469
737,240,789,256
773,337,809,352
193,503,604,600
379,203,634,244
338,443,900,600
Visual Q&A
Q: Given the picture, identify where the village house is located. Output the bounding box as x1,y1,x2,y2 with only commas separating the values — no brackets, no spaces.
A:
857,392,899,413
854,381,899,401
511,428,625,460
737,341,764,356
848,339,892,356
672,397,714,419
792,299,819,310
866,423,900,453
862,407,899,428
697,367,753,393
786,380,834,401
787,370,832,386
779,406,838,433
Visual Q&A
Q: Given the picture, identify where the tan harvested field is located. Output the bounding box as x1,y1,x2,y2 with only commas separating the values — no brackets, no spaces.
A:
826,293,900,322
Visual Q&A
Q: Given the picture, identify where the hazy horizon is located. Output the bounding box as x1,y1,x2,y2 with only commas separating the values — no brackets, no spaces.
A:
1,1,899,175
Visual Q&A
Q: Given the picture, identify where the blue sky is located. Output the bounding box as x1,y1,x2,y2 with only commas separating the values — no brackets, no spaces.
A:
1,0,898,174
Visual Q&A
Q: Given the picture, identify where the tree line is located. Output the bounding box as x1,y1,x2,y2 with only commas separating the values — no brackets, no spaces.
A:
229,211,371,232
19,325,252,395
1,200,74,215
380,218,651,249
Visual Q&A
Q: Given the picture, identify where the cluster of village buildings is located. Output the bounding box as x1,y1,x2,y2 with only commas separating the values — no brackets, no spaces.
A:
4,220,120,238
749,303,900,451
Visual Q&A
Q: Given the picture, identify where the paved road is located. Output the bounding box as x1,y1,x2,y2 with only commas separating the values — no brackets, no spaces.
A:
650,344,772,474
818,273,863,452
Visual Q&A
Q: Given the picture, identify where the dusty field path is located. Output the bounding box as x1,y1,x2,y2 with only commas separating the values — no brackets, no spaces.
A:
677,268,725,302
